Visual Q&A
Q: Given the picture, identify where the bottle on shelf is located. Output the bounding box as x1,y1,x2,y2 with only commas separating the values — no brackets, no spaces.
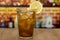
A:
36,20,40,28
0,17,6,28
0,14,2,28
43,0,51,7
56,0,60,6
48,0,54,7
22,0,28,5
0,0,6,5
13,2,17,6
48,0,59,7
54,0,58,5
0,20,1,28
4,15,9,28
5,0,12,5
16,0,21,6
8,16,14,28
12,0,19,6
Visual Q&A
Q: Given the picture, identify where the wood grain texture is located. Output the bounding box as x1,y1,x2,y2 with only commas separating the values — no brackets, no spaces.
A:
0,28,60,40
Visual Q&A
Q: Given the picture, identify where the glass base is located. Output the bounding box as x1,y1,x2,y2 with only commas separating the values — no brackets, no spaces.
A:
19,36,33,40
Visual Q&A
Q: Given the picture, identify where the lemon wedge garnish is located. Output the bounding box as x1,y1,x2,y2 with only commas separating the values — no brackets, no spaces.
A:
29,1,43,14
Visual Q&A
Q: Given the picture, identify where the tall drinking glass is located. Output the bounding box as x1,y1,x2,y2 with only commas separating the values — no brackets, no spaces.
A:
17,8,36,39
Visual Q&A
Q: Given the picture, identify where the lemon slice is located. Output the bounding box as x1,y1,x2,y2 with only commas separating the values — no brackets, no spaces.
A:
29,1,43,14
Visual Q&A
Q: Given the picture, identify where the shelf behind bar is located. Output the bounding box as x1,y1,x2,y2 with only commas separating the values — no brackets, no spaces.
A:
0,5,60,7
0,5,29,7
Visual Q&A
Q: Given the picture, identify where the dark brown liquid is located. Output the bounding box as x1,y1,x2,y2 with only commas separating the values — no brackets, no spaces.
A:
18,13,35,37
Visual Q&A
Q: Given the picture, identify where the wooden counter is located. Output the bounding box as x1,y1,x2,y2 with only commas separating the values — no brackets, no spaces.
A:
0,28,60,40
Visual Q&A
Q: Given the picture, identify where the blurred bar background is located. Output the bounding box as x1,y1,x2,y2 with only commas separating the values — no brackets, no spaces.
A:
0,0,60,28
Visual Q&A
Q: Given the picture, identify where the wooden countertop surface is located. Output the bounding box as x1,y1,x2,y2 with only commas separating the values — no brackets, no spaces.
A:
0,28,60,40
